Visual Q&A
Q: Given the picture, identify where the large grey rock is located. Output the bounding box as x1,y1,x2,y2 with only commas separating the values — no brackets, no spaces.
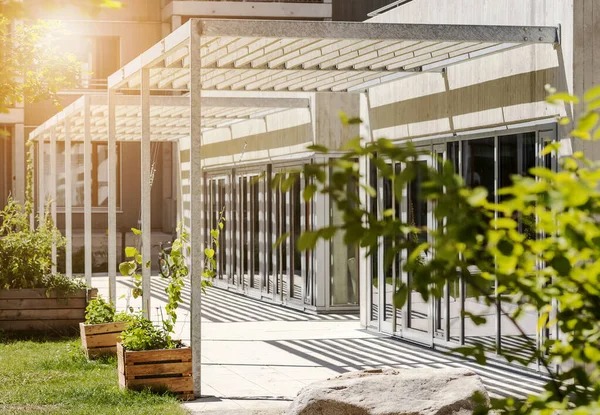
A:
286,368,489,415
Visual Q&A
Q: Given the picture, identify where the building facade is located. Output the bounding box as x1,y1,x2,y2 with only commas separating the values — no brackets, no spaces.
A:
28,0,595,374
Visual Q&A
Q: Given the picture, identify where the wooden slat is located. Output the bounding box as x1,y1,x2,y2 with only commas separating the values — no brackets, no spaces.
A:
82,321,128,335
80,323,88,349
0,288,88,299
125,376,193,393
85,332,123,348
126,362,192,379
0,308,84,320
123,346,192,364
0,319,82,332
0,298,87,310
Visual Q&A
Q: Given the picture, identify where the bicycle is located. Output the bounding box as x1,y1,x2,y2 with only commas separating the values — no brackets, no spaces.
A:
158,241,173,278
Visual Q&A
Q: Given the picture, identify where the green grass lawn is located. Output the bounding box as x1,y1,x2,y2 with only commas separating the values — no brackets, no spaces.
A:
0,335,188,415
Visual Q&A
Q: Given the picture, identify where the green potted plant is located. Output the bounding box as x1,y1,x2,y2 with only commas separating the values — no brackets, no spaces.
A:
0,198,96,333
116,220,221,400
79,296,137,359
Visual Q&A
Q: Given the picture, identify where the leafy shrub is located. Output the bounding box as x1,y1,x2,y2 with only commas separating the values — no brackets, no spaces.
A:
120,317,172,351
0,198,65,289
42,273,87,294
85,296,139,325
85,296,116,325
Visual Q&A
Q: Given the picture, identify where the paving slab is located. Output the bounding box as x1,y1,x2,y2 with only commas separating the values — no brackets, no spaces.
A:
91,276,549,414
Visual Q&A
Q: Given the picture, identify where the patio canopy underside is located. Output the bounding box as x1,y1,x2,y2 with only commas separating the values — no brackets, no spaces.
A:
111,19,558,93
30,93,310,142
31,19,559,142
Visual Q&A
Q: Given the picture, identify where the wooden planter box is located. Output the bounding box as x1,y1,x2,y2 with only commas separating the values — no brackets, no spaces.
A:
0,288,97,333
80,321,129,359
117,342,194,400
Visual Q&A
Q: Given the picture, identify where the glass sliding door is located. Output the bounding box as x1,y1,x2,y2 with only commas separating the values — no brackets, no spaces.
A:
459,137,497,349
330,167,359,308
270,168,315,306
208,176,227,282
401,155,434,345
368,159,380,328
250,176,261,291
229,170,239,287
374,161,400,333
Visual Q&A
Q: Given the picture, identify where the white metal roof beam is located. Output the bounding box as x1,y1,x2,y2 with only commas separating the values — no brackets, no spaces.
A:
196,19,559,44
166,1,332,21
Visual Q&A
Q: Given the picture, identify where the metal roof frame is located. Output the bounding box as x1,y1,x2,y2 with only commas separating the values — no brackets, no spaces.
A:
109,19,559,93
29,92,311,142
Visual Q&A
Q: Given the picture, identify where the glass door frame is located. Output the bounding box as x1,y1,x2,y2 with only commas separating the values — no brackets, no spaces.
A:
398,151,438,346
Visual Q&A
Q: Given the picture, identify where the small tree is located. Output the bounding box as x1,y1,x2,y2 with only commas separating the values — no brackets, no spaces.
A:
0,0,121,113
298,86,600,414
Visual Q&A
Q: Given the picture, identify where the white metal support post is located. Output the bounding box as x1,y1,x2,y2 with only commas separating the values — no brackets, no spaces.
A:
38,140,45,222
84,96,93,287
108,89,118,302
141,67,152,318
64,118,73,278
13,123,25,203
50,127,57,274
190,24,203,397
358,92,373,328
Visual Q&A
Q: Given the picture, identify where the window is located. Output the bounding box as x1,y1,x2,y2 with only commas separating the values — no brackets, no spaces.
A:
50,141,121,209
64,36,120,89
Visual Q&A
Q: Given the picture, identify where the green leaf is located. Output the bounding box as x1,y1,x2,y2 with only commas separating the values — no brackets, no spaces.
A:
338,112,361,125
466,187,488,206
204,248,215,259
464,311,487,326
303,184,318,201
546,92,579,104
119,261,135,276
297,231,319,251
541,142,561,156
361,183,377,198
125,246,137,258
101,0,123,8
587,98,600,111
550,255,571,276
131,228,142,235
497,239,514,256
306,144,329,154
273,232,290,249
537,312,549,332
281,174,298,192
583,345,600,362
491,217,517,229
584,84,600,102
575,112,600,137
393,283,408,309
341,137,362,152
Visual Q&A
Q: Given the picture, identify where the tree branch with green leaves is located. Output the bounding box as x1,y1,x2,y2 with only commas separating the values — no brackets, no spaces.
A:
297,85,600,414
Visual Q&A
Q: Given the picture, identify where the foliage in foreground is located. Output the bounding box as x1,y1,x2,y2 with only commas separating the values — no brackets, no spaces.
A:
0,336,186,415
296,86,600,414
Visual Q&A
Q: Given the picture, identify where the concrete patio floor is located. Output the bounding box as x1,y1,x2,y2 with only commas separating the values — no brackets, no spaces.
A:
92,276,550,415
